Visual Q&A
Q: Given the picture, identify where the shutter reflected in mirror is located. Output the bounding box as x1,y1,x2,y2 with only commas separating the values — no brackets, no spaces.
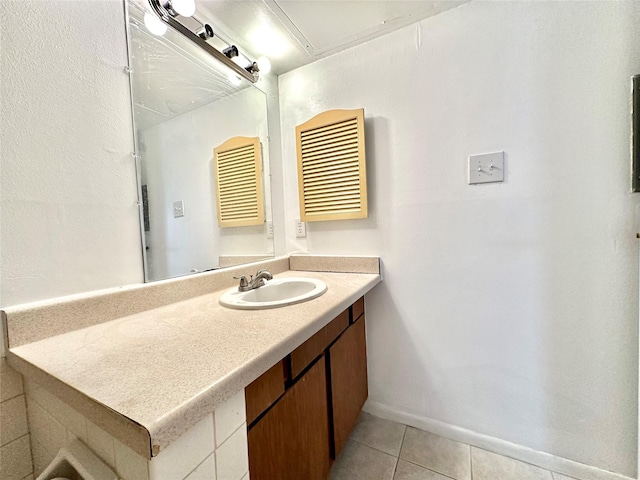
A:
214,136,265,227
296,109,368,222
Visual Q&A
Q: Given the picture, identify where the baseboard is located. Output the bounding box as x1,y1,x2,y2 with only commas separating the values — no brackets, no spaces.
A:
363,400,636,480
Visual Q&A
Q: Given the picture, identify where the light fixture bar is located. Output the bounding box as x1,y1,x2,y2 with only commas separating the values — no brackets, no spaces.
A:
147,0,258,84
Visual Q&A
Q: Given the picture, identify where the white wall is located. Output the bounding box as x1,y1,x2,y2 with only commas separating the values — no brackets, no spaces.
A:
279,1,640,476
0,1,143,309
139,86,272,280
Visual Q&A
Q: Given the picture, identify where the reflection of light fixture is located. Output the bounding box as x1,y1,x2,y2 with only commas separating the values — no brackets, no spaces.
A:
163,0,195,17
147,0,264,83
196,23,214,40
223,46,239,59
144,12,167,36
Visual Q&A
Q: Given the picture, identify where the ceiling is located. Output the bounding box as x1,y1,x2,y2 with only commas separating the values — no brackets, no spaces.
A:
196,0,467,75
127,0,467,130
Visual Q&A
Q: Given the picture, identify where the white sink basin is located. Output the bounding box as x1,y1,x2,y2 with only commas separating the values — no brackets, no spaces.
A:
219,277,327,310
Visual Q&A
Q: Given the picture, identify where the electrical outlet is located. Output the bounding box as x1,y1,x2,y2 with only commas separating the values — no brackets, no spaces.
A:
172,200,184,218
266,221,274,239
295,219,306,238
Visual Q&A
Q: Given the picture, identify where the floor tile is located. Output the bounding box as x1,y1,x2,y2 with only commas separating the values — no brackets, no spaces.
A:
472,448,553,480
394,459,453,480
329,440,397,480
400,427,470,480
350,412,407,456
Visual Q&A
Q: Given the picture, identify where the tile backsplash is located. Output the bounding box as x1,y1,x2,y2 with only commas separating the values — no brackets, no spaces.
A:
23,378,249,480
0,358,33,480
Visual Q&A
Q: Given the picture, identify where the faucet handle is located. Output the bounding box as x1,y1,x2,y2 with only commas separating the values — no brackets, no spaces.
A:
233,275,249,290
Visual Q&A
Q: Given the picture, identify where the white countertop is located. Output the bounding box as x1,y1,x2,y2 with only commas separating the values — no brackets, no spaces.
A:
7,268,380,458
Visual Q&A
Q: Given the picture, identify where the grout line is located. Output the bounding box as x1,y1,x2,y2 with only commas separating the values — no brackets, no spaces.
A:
0,431,31,449
181,451,214,480
391,455,400,480
350,437,400,458
399,424,408,454
470,444,474,480
1,390,26,404
399,458,458,480
474,444,568,477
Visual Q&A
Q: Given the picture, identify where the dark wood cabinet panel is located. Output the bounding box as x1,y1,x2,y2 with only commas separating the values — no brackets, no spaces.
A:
329,315,368,457
248,358,331,480
351,296,364,322
290,308,349,379
245,360,285,425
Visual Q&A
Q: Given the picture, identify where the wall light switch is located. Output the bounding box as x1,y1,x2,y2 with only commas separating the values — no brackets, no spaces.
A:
172,200,185,218
295,219,306,238
468,151,505,185
266,221,274,239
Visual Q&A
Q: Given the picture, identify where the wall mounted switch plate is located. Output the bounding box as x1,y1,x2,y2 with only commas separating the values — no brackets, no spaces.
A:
172,200,184,218
266,221,274,239
468,151,505,184
295,219,306,238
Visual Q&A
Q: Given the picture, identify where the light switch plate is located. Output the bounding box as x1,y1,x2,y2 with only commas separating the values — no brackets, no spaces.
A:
295,219,306,238
468,151,504,185
172,200,185,218
266,221,274,239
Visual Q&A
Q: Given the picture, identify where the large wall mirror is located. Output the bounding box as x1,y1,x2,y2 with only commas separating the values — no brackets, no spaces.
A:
126,1,274,282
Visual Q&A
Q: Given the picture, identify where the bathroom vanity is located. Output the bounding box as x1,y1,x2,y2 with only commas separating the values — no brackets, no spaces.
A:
246,297,367,480
2,255,380,480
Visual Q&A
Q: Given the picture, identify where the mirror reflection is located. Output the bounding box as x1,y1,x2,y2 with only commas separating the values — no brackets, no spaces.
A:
126,1,274,282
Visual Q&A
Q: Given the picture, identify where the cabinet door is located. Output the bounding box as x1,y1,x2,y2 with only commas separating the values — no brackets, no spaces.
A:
330,315,368,457
247,358,331,480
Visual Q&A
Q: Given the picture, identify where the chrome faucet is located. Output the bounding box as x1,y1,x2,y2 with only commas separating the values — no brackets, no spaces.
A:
234,269,273,292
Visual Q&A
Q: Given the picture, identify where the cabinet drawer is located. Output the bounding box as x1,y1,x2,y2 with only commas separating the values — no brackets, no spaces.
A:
290,309,349,379
245,360,285,425
351,296,365,322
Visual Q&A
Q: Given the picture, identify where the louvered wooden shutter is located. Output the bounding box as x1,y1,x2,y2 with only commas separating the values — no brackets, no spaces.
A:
296,109,367,222
213,136,264,228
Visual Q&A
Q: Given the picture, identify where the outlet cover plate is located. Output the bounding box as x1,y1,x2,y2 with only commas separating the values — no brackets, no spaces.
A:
172,200,184,218
468,151,504,185
295,219,306,238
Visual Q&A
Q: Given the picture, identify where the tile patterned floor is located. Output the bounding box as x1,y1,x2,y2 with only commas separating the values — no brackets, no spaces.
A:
329,412,580,480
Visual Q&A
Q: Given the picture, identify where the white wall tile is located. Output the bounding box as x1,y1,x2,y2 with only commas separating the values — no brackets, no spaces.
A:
25,397,49,451
114,437,150,480
185,453,216,480
1,396,29,446
87,419,116,467
215,424,248,480
149,414,215,480
1,359,24,402
30,437,53,478
214,391,246,447
0,435,33,480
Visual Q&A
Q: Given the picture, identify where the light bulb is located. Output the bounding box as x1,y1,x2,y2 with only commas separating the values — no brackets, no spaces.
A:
257,56,271,75
144,12,167,36
170,0,196,17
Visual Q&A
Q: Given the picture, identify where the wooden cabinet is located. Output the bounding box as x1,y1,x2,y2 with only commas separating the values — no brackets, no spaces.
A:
248,359,331,480
246,297,368,479
245,361,285,425
329,315,368,456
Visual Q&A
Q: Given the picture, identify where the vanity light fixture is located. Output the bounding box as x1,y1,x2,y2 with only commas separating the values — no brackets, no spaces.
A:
163,0,196,17
143,12,167,36
146,0,266,84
